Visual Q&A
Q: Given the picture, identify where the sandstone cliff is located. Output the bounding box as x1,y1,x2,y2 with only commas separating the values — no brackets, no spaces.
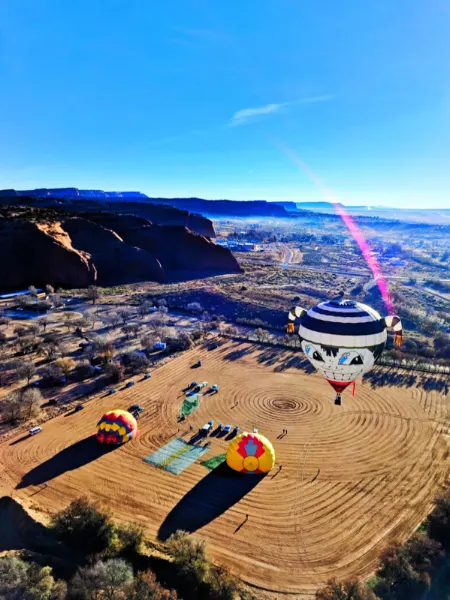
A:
63,218,165,285
0,220,96,288
0,210,241,290
85,214,242,274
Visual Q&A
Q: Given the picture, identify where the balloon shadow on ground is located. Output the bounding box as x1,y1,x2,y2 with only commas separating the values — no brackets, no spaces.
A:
158,463,265,541
16,435,117,489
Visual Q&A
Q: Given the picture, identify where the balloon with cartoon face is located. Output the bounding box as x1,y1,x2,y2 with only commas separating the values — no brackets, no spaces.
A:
287,299,402,396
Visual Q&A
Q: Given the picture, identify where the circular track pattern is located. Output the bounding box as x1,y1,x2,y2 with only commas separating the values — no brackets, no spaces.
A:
0,340,448,596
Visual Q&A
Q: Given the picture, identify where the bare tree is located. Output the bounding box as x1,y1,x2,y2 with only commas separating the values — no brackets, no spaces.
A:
141,333,156,351
159,305,169,316
28,285,38,299
108,312,121,328
118,309,133,326
38,315,50,332
14,326,28,339
63,312,77,331
3,391,23,422
45,284,55,295
50,294,63,308
157,298,168,308
138,301,151,319
17,295,33,308
16,360,36,386
86,285,100,305
27,323,39,339
22,388,43,419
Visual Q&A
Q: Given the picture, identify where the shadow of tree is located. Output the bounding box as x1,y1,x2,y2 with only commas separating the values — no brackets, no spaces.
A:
363,366,449,394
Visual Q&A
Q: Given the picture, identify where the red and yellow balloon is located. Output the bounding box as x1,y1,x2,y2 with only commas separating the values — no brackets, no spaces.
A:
96,410,137,445
226,432,275,474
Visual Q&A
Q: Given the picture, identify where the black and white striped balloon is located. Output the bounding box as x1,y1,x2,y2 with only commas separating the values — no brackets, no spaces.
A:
288,299,402,395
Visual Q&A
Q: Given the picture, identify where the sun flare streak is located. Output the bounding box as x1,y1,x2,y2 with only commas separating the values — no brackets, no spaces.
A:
274,141,395,314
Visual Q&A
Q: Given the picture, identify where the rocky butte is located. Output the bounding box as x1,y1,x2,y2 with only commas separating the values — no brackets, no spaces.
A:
0,205,242,290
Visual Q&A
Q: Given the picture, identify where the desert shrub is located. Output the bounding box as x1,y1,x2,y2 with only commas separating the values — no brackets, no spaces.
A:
207,566,240,600
56,357,76,377
165,334,192,353
186,302,203,314
315,578,378,600
166,530,208,593
121,351,149,374
71,558,133,600
130,570,178,600
105,362,125,383
42,361,64,384
72,361,96,382
0,555,67,600
116,523,145,559
50,497,116,561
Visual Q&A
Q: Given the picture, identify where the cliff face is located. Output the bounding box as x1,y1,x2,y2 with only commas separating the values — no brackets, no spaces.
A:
85,214,242,274
63,218,165,285
0,190,216,237
0,220,96,288
0,211,241,290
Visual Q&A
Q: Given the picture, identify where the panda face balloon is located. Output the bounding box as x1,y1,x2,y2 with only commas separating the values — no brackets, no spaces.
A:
288,300,402,395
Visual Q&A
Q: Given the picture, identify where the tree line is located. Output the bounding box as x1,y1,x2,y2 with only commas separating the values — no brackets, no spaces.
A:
0,497,255,600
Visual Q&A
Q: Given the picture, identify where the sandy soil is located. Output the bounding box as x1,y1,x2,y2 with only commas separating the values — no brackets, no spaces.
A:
0,340,448,597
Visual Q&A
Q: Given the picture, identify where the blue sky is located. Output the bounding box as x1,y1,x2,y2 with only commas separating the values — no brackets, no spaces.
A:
1,1,449,208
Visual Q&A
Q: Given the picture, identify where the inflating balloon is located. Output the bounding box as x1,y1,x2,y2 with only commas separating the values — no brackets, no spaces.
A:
96,410,138,445
287,299,402,402
226,431,275,474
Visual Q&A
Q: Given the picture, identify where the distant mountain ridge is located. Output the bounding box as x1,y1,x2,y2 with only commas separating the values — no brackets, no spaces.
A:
0,188,148,199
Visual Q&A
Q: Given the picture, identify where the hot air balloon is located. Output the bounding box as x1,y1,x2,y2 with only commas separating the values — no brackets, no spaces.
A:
96,410,138,445
226,431,275,474
287,299,402,404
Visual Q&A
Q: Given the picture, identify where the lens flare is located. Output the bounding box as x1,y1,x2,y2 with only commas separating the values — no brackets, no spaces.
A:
273,141,394,314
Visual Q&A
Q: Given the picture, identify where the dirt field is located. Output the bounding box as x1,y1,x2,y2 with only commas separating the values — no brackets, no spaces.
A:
0,340,449,596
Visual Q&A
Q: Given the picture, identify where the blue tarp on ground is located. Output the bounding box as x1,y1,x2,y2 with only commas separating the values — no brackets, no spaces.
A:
143,438,210,475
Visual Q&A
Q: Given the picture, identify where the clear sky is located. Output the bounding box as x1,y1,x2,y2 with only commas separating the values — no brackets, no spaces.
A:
1,1,449,208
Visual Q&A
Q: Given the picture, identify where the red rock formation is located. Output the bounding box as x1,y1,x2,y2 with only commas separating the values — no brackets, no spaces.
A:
0,210,241,291
0,220,96,288
86,214,242,274
63,218,165,285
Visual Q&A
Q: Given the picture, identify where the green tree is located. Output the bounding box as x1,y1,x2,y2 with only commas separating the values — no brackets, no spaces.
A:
0,555,67,600
50,497,116,560
116,523,145,558
166,530,208,592
207,566,240,600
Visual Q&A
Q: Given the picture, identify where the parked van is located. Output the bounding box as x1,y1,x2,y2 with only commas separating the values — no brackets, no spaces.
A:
29,426,42,436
